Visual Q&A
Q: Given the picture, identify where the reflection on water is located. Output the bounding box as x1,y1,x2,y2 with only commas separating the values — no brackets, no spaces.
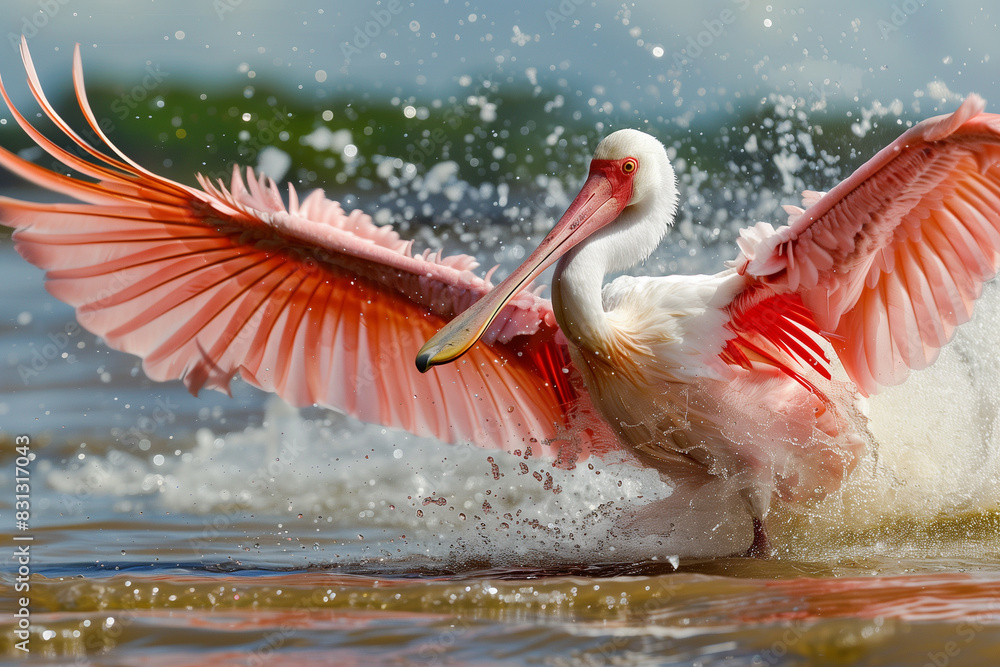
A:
4,564,1000,665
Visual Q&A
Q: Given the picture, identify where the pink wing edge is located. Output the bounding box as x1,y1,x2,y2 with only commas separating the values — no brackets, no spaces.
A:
725,94,1000,397
0,38,621,468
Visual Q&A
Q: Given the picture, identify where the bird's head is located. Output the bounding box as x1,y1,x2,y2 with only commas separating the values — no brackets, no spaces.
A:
415,129,676,372
591,128,674,208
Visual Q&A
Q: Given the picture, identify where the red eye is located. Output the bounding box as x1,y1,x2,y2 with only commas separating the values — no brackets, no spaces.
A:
622,158,638,174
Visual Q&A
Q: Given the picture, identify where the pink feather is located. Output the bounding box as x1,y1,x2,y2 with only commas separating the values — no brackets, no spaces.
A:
0,39,616,466
728,94,1000,395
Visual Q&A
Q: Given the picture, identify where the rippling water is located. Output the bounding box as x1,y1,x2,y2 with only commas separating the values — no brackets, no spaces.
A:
4,92,1000,664
5,557,1000,664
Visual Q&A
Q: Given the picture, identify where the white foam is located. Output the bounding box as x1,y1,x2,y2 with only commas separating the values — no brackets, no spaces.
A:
50,395,700,563
810,283,1000,526
420,161,460,196
300,126,353,153
256,146,291,182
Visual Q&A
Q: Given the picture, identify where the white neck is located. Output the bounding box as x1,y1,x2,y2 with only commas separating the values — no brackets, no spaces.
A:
551,188,676,351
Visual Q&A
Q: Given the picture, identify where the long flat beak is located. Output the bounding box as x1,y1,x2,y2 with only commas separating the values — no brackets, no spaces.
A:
416,170,628,372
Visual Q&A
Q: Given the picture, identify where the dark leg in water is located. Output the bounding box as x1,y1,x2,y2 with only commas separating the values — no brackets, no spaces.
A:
745,517,771,558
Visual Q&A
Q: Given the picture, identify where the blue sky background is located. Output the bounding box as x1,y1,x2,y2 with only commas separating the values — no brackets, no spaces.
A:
0,0,996,121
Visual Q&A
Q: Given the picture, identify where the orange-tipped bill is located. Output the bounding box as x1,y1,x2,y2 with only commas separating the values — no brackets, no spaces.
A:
415,160,634,372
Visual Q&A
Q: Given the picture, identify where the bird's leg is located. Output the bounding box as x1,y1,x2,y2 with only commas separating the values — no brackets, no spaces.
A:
744,517,772,558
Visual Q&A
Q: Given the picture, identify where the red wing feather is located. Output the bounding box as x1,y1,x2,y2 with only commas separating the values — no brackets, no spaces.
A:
720,283,832,395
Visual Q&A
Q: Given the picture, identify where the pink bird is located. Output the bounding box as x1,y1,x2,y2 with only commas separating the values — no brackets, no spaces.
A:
5,40,1000,556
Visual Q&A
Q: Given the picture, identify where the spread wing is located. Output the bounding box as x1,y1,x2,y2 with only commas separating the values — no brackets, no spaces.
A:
0,39,613,465
725,94,1000,396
